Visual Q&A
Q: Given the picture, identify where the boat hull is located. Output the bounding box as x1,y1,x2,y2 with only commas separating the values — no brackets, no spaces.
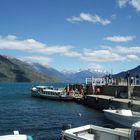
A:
31,91,73,101
103,110,140,127
31,86,73,101
61,124,129,140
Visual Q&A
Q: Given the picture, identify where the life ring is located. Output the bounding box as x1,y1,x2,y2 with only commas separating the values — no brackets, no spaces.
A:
96,87,101,94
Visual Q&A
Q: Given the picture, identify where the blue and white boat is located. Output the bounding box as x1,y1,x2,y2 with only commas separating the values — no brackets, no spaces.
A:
31,86,73,101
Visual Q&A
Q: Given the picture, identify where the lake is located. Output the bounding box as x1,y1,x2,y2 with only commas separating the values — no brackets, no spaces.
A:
0,82,110,140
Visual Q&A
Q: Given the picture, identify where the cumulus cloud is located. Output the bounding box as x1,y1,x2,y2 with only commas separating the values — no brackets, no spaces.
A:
104,35,135,42
81,45,140,63
0,35,45,51
67,12,111,25
22,56,52,66
0,35,140,66
81,48,125,62
126,54,139,60
117,0,129,8
88,63,104,72
103,45,140,54
117,0,140,11
130,0,140,11
0,35,81,57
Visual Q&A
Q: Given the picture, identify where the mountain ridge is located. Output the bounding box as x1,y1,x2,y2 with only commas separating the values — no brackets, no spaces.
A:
30,62,106,83
0,55,58,82
113,65,140,78
1,55,140,83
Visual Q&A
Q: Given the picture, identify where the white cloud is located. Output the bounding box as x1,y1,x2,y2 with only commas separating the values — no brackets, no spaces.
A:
81,48,125,62
21,56,52,66
66,16,82,24
67,12,111,25
81,45,140,62
88,63,104,72
104,45,140,54
104,35,135,42
117,0,129,8
126,54,139,60
0,35,81,57
1,35,140,67
0,35,45,51
117,0,140,11
116,46,140,54
130,0,140,11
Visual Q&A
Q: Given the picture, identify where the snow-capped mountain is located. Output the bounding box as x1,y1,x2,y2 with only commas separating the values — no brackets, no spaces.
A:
63,69,106,83
30,63,106,83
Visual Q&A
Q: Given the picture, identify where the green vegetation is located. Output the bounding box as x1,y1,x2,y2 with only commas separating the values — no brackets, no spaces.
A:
0,55,58,82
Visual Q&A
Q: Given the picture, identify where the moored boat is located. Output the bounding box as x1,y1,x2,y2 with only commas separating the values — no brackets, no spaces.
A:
60,121,140,140
31,86,73,101
103,109,140,127
0,130,33,140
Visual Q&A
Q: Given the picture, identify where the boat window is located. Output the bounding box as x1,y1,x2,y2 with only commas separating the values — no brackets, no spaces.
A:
134,131,140,140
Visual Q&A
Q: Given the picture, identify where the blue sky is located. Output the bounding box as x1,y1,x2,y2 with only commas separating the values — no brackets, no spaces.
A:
0,0,140,74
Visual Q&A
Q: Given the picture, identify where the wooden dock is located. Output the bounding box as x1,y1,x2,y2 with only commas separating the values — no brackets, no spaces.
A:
85,95,140,111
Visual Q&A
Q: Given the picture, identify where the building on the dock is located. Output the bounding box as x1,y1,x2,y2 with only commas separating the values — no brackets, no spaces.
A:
85,74,140,99
84,74,140,111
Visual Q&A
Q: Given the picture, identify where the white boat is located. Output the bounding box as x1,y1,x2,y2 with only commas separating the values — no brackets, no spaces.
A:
0,130,33,140
103,109,140,127
60,121,140,140
31,86,73,101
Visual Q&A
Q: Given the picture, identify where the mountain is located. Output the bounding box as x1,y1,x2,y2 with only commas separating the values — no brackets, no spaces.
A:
63,69,106,83
30,63,67,82
0,55,116,83
30,63,106,83
0,55,57,82
113,65,140,78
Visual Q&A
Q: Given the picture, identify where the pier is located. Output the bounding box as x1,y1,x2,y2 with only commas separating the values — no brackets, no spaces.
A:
85,94,140,111
72,76,140,111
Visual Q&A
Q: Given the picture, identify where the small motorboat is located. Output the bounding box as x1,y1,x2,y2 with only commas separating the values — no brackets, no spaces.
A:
0,130,33,140
103,109,140,127
60,121,140,140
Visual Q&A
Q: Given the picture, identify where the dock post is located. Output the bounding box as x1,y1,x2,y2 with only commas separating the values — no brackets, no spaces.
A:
127,72,131,99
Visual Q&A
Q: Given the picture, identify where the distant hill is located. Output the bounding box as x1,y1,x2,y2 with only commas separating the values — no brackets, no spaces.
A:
26,62,140,83
113,65,140,78
0,55,57,82
30,63,67,82
63,69,106,83
30,63,106,83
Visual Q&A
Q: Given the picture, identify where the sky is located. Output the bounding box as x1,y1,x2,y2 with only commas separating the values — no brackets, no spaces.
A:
0,0,140,74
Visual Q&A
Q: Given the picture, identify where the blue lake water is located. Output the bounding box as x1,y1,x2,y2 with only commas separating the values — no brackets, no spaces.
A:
0,82,110,140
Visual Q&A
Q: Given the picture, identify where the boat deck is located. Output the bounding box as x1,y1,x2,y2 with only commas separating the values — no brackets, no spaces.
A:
76,132,95,140
62,124,130,140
